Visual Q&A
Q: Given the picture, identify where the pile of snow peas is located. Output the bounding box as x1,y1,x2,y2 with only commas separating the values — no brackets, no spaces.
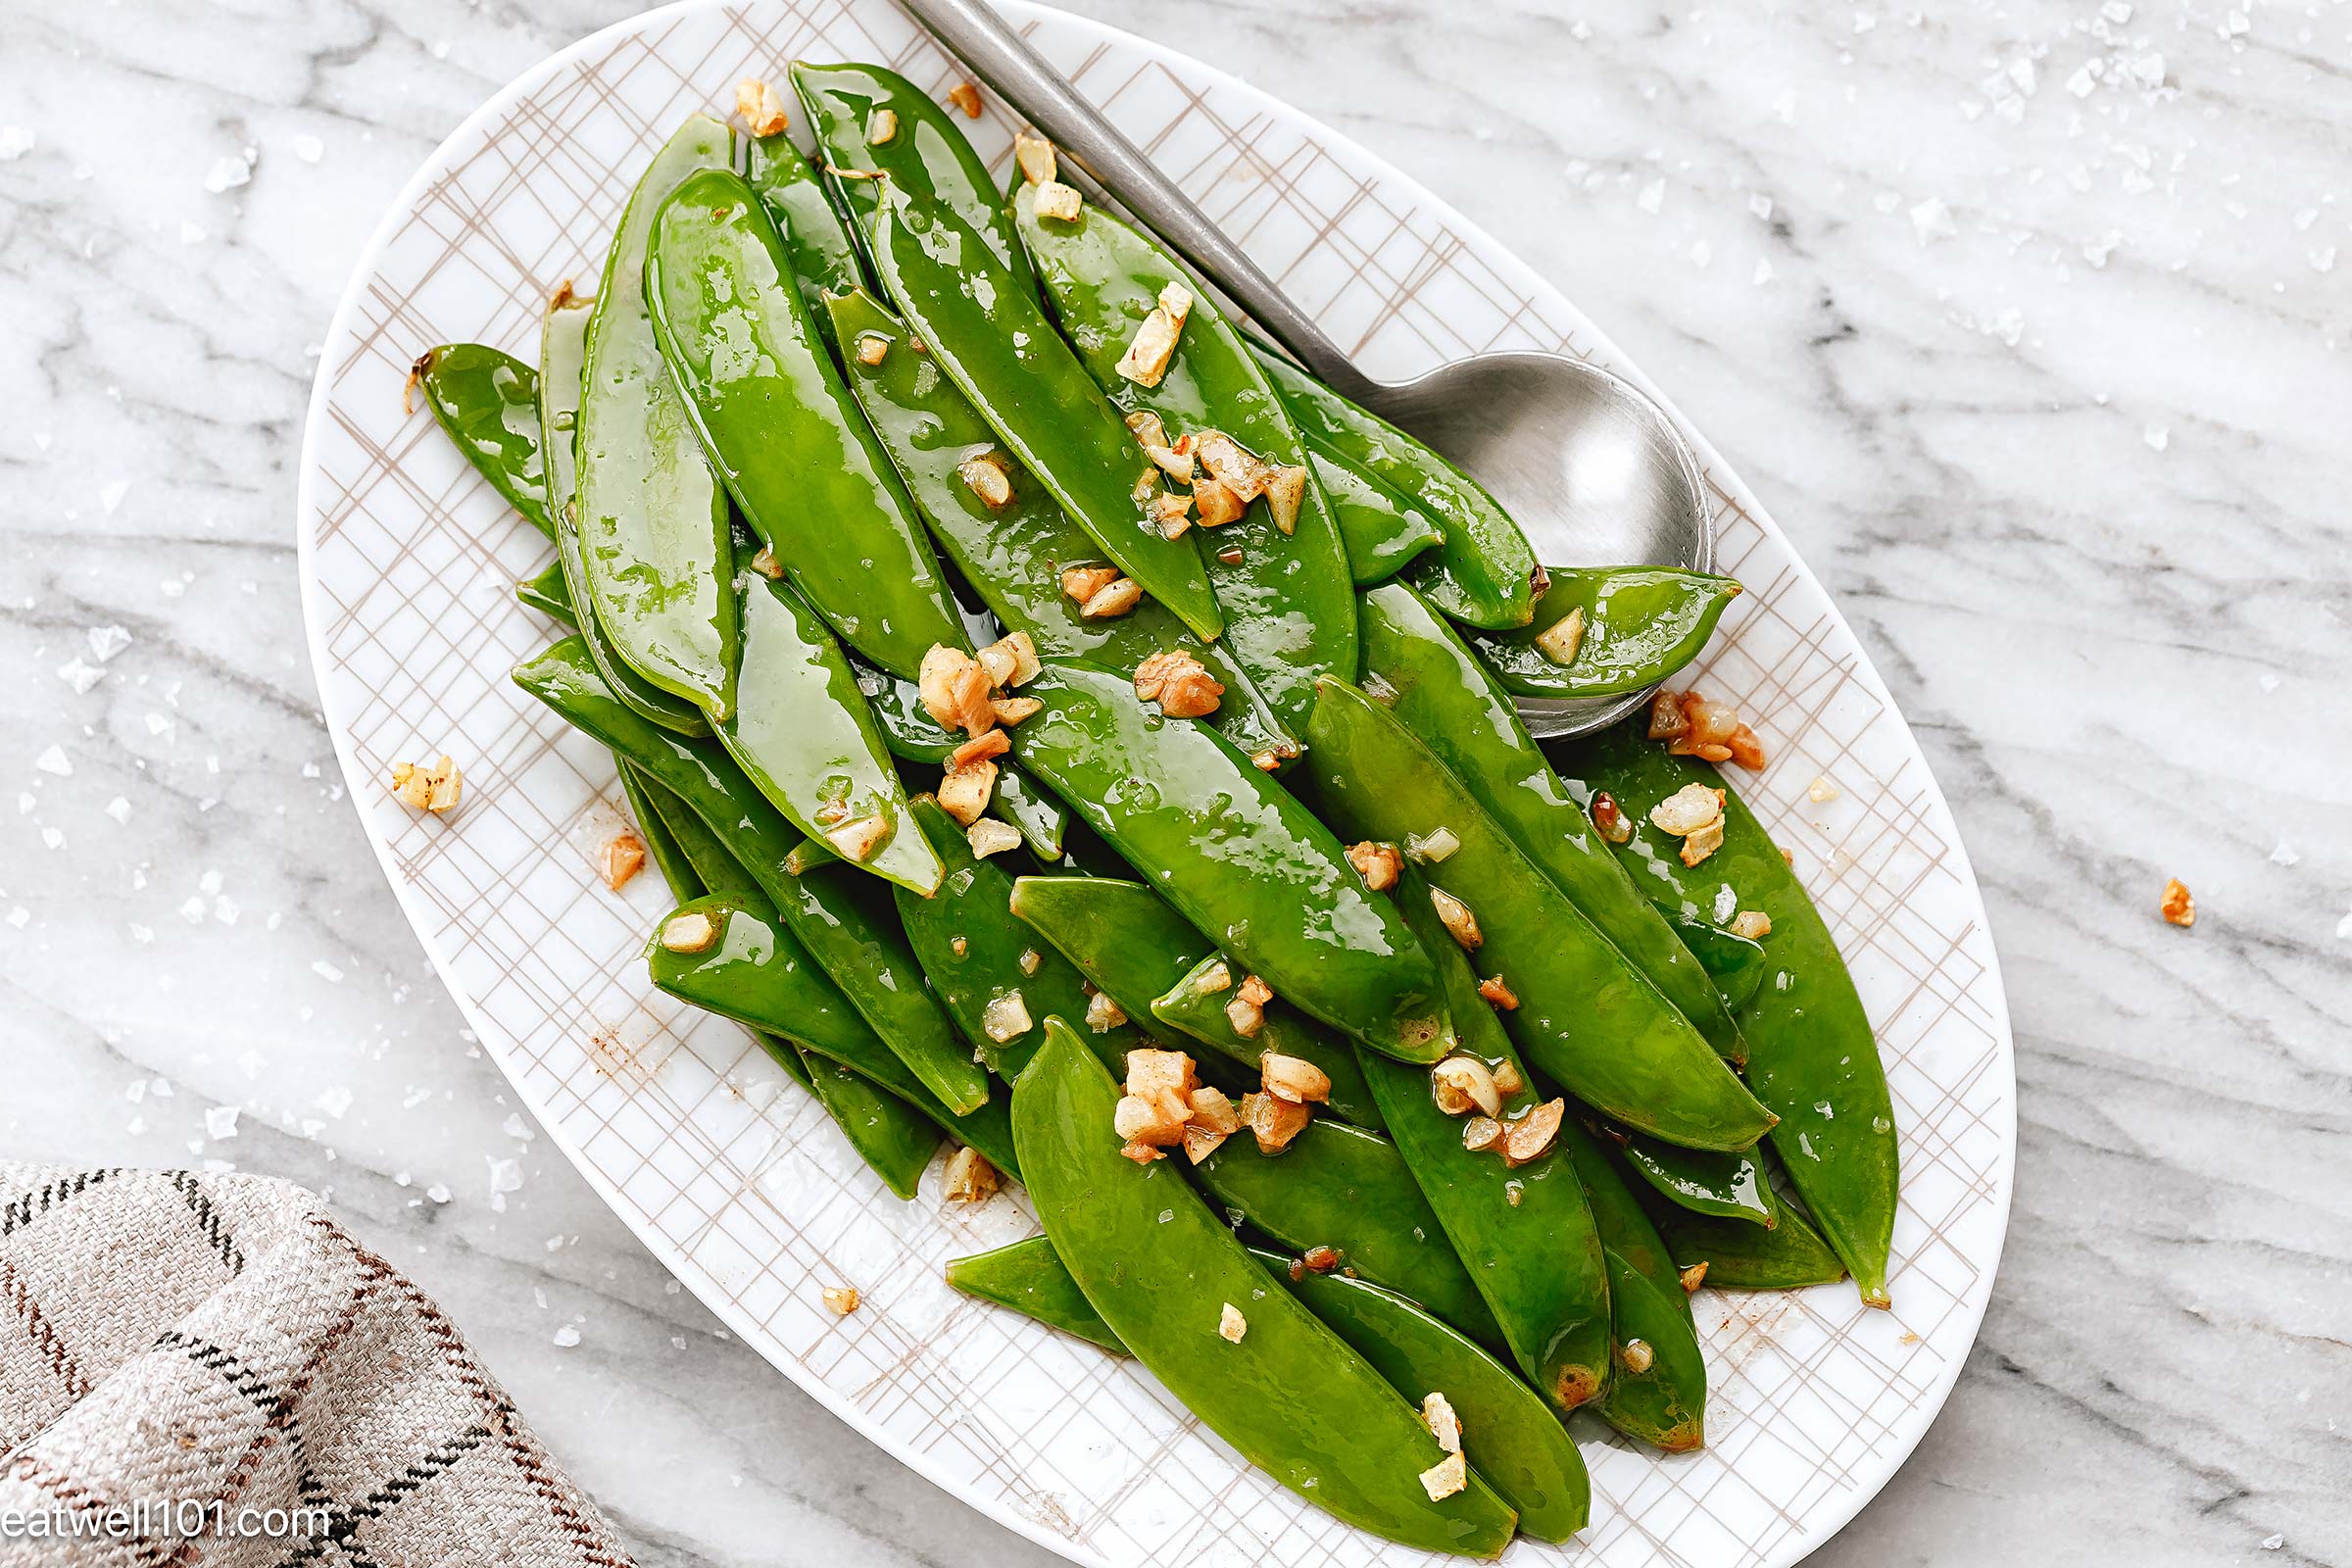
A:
409,65,1897,1555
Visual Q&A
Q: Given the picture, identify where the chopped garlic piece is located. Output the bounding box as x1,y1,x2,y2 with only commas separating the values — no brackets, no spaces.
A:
967,818,1022,858
660,911,717,953
1533,606,1586,666
821,1284,859,1315
1418,1450,1467,1501
1013,127,1057,186
1421,1392,1462,1454
943,1146,1000,1203
981,990,1033,1044
1034,179,1085,221
736,78,790,137
1218,1302,1247,1343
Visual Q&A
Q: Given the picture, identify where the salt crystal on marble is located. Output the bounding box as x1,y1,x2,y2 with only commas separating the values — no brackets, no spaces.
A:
501,1112,535,1142
145,712,172,737
1636,178,1665,215
34,745,72,777
2066,65,2098,98
88,624,131,662
41,827,64,852
312,958,344,982
2259,672,2280,692
315,1086,353,1118
0,126,31,161
2270,842,2300,867
1753,258,1776,284
2128,54,2165,89
2293,209,2318,232
2006,58,2035,95
552,1324,580,1348
1909,197,1955,244
1853,11,1875,32
1569,19,1592,40
214,898,239,926
2337,908,2352,942
237,1049,265,1078
2143,424,2169,451
151,1078,172,1099
57,659,102,694
6,907,28,930
425,1183,452,1203
202,154,250,193
2101,0,2132,18
205,1106,240,1140
292,133,322,164
199,868,221,895
104,797,129,824
1690,240,1712,268
2311,246,2337,274
1748,195,1773,220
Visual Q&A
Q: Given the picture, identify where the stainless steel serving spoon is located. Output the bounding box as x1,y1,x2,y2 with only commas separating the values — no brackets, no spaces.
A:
897,0,1714,738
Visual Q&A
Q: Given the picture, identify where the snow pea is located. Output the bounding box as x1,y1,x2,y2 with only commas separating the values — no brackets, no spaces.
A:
513,638,990,1116
897,796,1142,1081
516,560,573,624
631,768,949,1192
1357,582,1745,1063
1011,1024,1516,1556
945,1236,1126,1354
826,288,1294,764
647,169,964,681
1550,721,1898,1306
791,61,1037,297
1280,1261,1590,1543
870,191,1224,643
1312,442,1446,586
1308,679,1773,1150
1009,662,1448,1060
1551,1115,1706,1451
1619,1136,1774,1228
1640,1175,1847,1291
1468,567,1741,701
1252,346,1537,630
1012,184,1356,741
742,131,868,348
710,569,941,896
1364,864,1609,1413
541,287,710,737
1193,1119,1503,1350
1669,912,1769,1012
947,1234,1588,1544
1149,954,1382,1131
576,116,739,717
413,342,552,539
990,765,1066,859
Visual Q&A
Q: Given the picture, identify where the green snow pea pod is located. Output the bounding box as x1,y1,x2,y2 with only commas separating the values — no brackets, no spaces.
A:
1668,912,1769,1012
1011,1024,1516,1556
871,192,1224,644
1468,566,1740,702
1312,442,1446,586
1550,721,1898,1307
943,1235,1589,1544
1641,1175,1847,1292
516,560,573,625
647,169,965,681
1619,1136,1774,1228
710,569,941,896
854,656,959,762
1278,1259,1590,1543
1193,1119,1502,1350
619,762,700,903
631,766,759,899
896,796,1142,1081
576,116,739,716
790,61,1035,295
743,131,869,346
1252,346,1537,630
946,1236,1126,1354
410,342,551,539
1550,1115,1707,1451
826,288,1294,765
1308,679,1773,1149
1364,863,1609,1412
989,765,1066,859
541,286,710,737
1358,581,1743,1063
512,638,990,1117
1010,662,1447,1060
1150,954,1382,1131
1012,181,1356,742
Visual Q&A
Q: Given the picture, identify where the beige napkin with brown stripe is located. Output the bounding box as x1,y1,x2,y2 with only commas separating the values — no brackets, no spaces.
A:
0,1163,634,1567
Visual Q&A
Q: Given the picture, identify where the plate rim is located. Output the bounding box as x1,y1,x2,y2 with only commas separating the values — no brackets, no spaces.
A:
293,3,2017,1563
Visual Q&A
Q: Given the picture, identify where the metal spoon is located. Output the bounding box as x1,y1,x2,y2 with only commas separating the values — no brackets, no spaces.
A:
896,0,1713,738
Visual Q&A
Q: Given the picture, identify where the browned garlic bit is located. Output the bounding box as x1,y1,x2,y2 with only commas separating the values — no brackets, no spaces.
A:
825,813,891,863
866,107,899,146
821,1284,859,1315
943,1146,1000,1203
1428,887,1483,951
966,818,1022,858
1013,127,1057,186
1429,1055,1501,1118
1809,774,1839,804
1080,576,1144,619
1618,1338,1654,1375
1017,947,1043,976
1150,490,1195,538
749,545,785,579
1491,1060,1524,1098
946,80,983,118
1190,477,1247,528
958,453,1014,510
1218,1302,1248,1343
1112,1048,1201,1158
390,755,463,813
2161,878,2195,928
1346,841,1402,891
600,833,646,891
1500,1099,1565,1167
735,77,790,137
1728,909,1771,941
1300,1245,1341,1273
1648,781,1728,868
1115,283,1192,387
1033,180,1085,222
1405,826,1459,863
1195,432,1267,501
1262,463,1307,535
1060,564,1122,604
1224,974,1267,1039
855,333,890,367
1418,1450,1467,1502
1420,1392,1463,1454
1084,987,1127,1033
937,760,997,826
953,729,1010,766
1651,688,1767,769
1240,1090,1312,1154
918,637,1040,826
1589,790,1633,845
981,990,1033,1044
1183,1086,1240,1163
1679,1261,1709,1294
1260,1046,1330,1106
660,910,718,954
1133,649,1224,718
1532,606,1586,667
992,695,1042,725
1460,1115,1502,1152
1476,974,1519,1010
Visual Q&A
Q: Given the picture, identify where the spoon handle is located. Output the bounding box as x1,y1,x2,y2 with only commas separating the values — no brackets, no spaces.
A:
895,0,1384,403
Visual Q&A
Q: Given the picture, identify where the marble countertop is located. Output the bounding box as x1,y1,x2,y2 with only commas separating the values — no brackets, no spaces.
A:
4,0,2347,1562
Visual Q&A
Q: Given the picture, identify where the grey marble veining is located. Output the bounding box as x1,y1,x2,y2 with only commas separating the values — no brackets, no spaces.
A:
3,1,2349,1564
